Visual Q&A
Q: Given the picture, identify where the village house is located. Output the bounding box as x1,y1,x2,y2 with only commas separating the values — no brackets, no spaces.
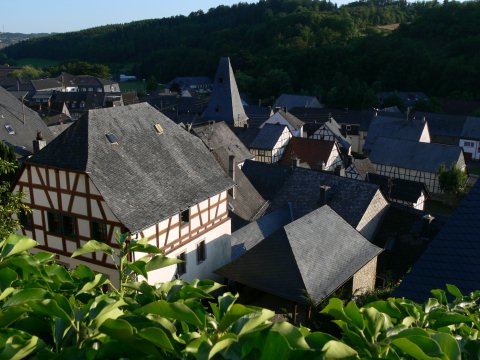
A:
249,123,292,163
459,116,480,160
368,137,466,193
310,117,352,156
0,86,54,158
14,103,234,285
280,137,343,172
216,206,382,311
260,108,305,137
275,94,323,111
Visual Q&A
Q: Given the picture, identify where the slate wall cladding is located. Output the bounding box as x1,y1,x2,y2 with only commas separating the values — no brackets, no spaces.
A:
356,190,389,240
352,256,378,295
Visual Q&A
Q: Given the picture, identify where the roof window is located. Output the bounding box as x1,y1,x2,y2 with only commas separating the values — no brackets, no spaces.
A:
154,123,164,134
5,124,15,135
105,132,119,145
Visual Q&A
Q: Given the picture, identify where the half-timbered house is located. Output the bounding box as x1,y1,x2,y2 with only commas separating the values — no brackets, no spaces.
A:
14,103,234,284
260,108,305,137
310,117,351,156
249,123,292,163
368,137,466,193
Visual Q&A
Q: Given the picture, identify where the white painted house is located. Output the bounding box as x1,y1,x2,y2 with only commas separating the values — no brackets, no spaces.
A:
261,109,305,137
14,103,234,285
249,124,292,163
459,116,480,160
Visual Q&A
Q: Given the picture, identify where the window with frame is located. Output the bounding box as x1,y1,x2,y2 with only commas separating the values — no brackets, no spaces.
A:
180,209,190,226
91,221,108,243
19,211,33,230
177,252,186,275
47,211,77,238
197,240,206,263
464,141,475,147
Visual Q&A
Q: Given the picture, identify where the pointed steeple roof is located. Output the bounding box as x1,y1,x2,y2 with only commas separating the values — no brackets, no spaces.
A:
202,57,248,127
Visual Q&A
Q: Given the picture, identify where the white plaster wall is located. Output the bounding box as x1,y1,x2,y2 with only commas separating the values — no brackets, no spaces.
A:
420,123,431,143
356,190,389,241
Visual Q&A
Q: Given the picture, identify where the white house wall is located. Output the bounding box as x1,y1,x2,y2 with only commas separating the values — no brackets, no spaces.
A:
262,112,302,137
459,139,480,160
356,190,389,241
419,123,431,143
325,145,343,171
373,163,441,193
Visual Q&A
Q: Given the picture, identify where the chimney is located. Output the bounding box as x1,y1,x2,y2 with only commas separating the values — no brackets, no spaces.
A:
319,185,331,206
228,155,236,199
33,131,46,153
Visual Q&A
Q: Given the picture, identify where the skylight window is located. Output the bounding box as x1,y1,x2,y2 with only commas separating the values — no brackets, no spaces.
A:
154,123,164,134
5,124,15,135
105,132,119,144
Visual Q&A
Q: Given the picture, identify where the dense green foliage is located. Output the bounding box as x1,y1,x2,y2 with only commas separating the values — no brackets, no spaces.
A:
438,164,468,196
3,0,480,108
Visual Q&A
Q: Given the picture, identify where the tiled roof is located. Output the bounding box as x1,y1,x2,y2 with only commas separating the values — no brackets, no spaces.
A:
268,109,305,130
275,94,322,111
27,103,233,232
460,116,480,140
395,180,480,301
280,137,336,169
414,112,465,141
369,137,464,173
250,123,289,150
217,206,382,304
241,160,291,200
243,105,272,129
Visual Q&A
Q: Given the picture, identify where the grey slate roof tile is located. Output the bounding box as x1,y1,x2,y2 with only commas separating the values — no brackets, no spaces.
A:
368,137,464,173
461,116,480,140
28,103,234,232
217,206,382,304
250,123,289,150
395,181,480,301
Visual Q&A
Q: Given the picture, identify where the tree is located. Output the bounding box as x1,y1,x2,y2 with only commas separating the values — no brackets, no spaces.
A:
146,75,158,92
438,163,468,196
10,65,46,79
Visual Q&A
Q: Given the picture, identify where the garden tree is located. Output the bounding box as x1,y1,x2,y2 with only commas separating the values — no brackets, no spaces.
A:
438,163,468,199
9,65,46,79
146,75,158,92
0,157,30,240
0,143,16,185
47,61,111,79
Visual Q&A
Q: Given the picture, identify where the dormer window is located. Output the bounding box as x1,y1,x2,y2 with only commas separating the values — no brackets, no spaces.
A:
5,124,15,135
106,132,119,145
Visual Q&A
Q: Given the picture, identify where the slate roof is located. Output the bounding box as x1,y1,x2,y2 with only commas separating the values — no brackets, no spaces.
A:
267,109,305,130
368,137,464,173
395,180,480,301
0,86,54,156
280,137,336,169
230,204,294,260
217,206,382,304
243,105,272,129
366,173,428,204
320,118,351,150
27,103,234,233
275,94,322,111
414,112,465,142
460,116,480,140
202,57,248,127
31,78,63,91
192,121,253,164
241,160,291,200
250,123,290,150
364,115,428,152
270,167,383,230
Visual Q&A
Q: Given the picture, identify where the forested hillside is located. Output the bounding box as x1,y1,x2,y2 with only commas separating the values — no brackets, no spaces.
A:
2,0,480,108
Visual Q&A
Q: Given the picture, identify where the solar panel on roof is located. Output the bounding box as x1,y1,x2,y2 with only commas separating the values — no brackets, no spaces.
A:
105,132,119,144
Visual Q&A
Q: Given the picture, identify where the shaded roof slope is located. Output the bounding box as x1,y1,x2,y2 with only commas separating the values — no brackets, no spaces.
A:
28,103,233,232
0,86,54,156
217,206,382,303
395,180,480,301
280,138,336,169
461,116,480,140
270,167,381,227
366,173,428,203
266,109,305,130
369,137,464,173
241,160,291,200
250,123,290,150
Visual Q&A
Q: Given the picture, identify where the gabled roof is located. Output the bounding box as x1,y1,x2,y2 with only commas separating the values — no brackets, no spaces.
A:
192,121,253,164
395,180,480,301
460,116,480,140
369,137,464,173
217,206,382,304
230,204,294,260
243,105,272,129
31,78,63,91
280,138,337,169
241,160,291,200
202,57,248,127
414,112,465,140
320,118,351,150
275,94,322,111
366,173,428,204
250,123,290,150
364,115,428,151
27,103,234,233
270,167,383,230
267,109,305,130
167,76,211,88
0,86,54,156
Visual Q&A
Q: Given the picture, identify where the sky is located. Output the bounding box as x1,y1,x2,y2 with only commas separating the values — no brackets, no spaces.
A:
1,0,354,34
